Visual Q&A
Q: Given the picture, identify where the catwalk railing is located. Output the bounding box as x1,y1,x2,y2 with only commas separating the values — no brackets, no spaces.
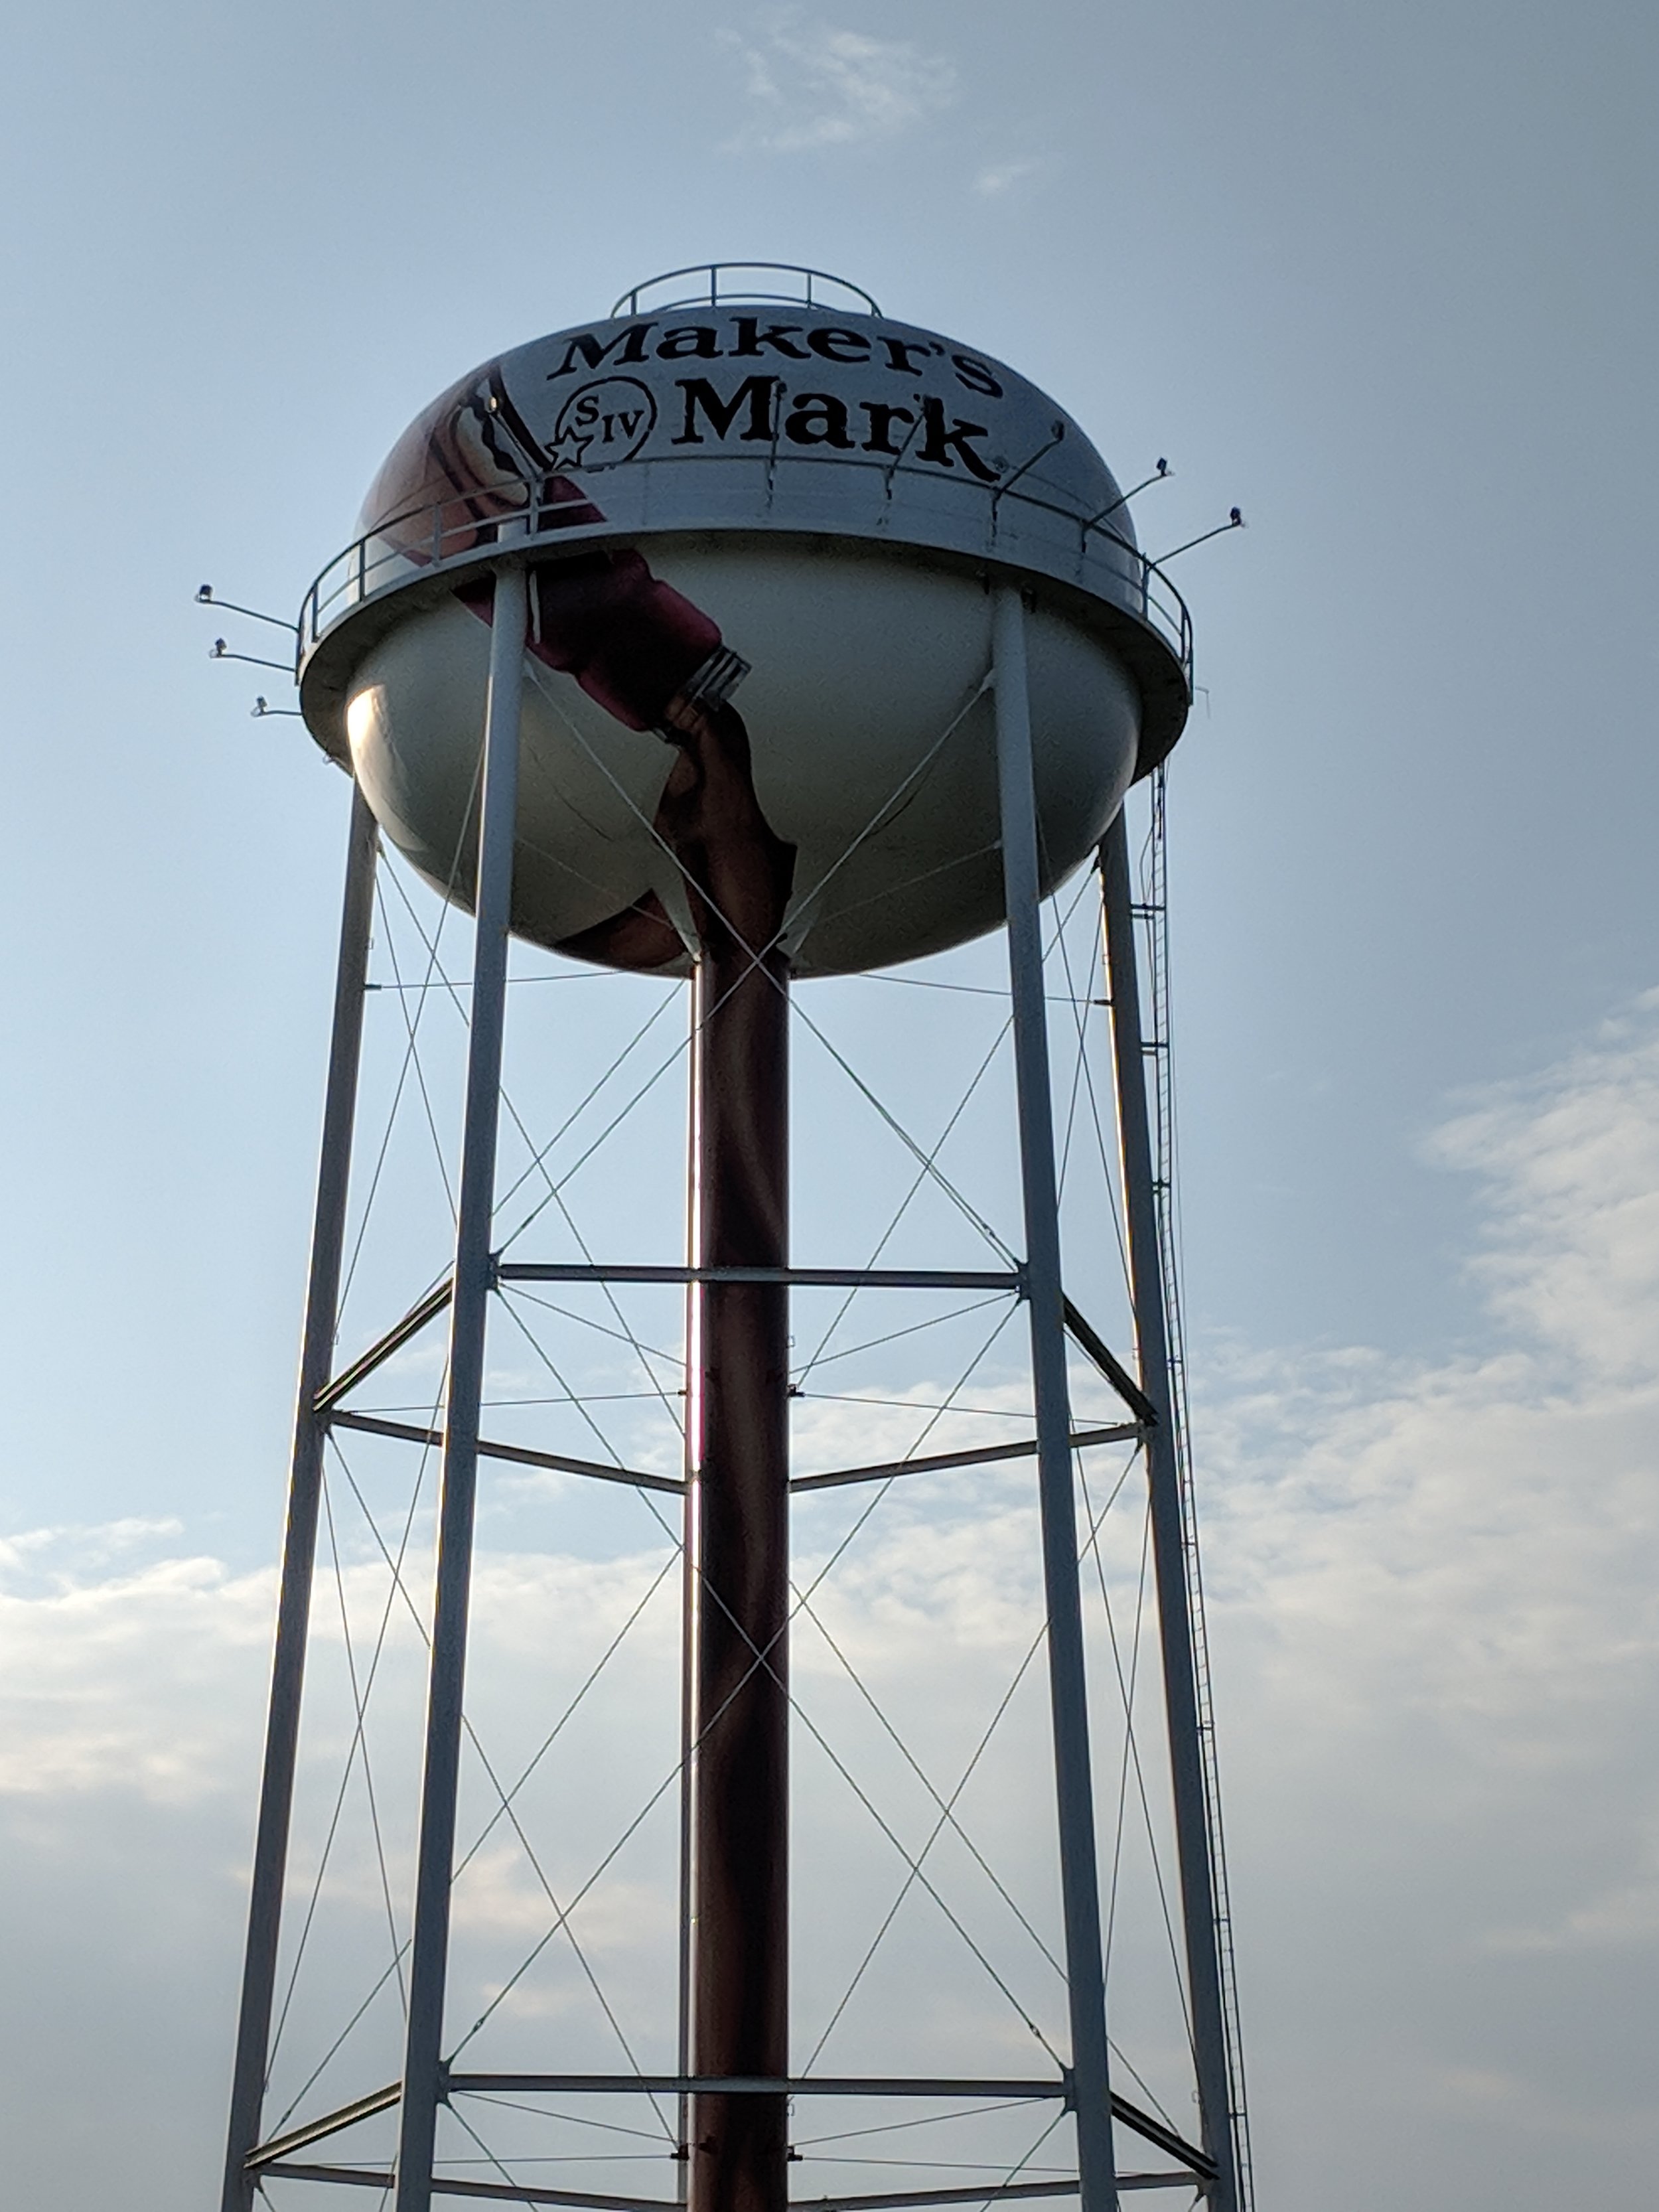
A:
293,455,1193,690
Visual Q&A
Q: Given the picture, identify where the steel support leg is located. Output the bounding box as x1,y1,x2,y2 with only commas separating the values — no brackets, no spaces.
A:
991,587,1119,2212
1098,814,1240,2212
394,559,528,2212
220,782,379,2212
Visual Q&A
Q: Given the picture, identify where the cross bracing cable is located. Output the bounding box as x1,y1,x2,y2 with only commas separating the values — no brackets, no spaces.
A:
799,1448,1178,2134
788,865,1101,1402
523,670,1020,1265
277,1307,1156,2166
350,833,693,1512
793,1587,1068,1982
288,774,1187,2160
321,1467,407,2018
438,2153,679,2166
796,1445,1143,2031
792,2101,1052,2152
794,939,1058,1391
1049,887,1133,1301
494,1295,678,1494
267,1424,678,2137
336,741,485,1330
267,1384,445,2088
368,861,697,1463
496,1285,683,1375
461,2095,672,2144
315,1416,682,2145
975,2104,1070,2212
375,877,459,1223
794,2159,1074,2174
865,976,1104,1007
360,1390,673,1412
791,1394,1034,1421
789,1294,1010,1383
446,2101,538,2198
365,970,614,992
799,1613,1052,2073
1080,1449,1194,2060
451,1303,1042,2062
489,984,683,1227
1097,1489,1154,1983
370,849,687,1263
789,1014,1015,1389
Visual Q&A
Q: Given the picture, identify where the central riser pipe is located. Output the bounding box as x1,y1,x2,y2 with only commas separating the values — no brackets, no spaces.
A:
673,694,794,2212
686,937,790,2212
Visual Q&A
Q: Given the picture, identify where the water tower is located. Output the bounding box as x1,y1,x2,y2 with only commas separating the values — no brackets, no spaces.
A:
216,265,1249,2212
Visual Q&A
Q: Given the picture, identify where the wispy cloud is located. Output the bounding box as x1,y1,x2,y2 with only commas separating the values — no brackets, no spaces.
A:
721,12,958,153
974,155,1052,199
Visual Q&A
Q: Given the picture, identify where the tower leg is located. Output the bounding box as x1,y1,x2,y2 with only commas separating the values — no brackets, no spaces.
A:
991,587,1119,2212
220,782,379,2212
394,559,528,2212
668,696,793,2212
1098,814,1241,2212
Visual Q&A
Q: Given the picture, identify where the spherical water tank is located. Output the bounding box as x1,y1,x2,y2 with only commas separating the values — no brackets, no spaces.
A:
297,265,1191,977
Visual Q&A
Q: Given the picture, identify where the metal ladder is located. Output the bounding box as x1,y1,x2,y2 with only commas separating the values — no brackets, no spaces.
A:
1138,767,1257,2212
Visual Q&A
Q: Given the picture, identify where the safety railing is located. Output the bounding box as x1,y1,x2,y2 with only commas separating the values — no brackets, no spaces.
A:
297,451,1192,690
610,262,882,319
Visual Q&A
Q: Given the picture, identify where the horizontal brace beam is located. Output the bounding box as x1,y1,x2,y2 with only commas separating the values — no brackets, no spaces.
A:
791,2183,1197,2210
1108,2095,1216,2180
794,2187,1078,2211
249,2079,1207,2193
447,2075,1208,2170
790,1426,1143,1495
1060,1297,1159,1429
316,1278,454,1412
257,2166,1195,2207
447,2075,1068,2100
325,1410,684,1495
497,1264,1023,1292
259,2166,676,2210
246,2082,401,2169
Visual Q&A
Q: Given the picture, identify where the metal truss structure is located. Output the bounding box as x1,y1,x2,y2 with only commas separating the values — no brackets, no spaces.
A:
216,575,1250,2212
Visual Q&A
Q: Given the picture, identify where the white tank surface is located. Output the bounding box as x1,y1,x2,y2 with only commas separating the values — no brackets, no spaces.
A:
298,266,1192,978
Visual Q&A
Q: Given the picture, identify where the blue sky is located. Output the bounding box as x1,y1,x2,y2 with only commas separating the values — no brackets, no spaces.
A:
0,4,1655,2207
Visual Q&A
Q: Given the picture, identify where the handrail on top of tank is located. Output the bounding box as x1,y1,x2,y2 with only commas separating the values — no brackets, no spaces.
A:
297,454,1192,688
611,263,882,320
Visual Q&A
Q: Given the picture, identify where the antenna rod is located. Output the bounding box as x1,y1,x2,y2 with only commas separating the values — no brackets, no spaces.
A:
1084,459,1171,530
1153,512,1244,563
212,639,293,672
196,584,300,634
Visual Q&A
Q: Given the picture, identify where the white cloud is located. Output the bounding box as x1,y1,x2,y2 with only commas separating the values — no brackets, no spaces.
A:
1429,988,1659,1382
3,999,1659,2203
974,155,1050,198
721,13,958,153
1189,999,1659,2193
0,1542,271,1800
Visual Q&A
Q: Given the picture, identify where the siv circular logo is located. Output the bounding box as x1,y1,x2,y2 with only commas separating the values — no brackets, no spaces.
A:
549,376,657,469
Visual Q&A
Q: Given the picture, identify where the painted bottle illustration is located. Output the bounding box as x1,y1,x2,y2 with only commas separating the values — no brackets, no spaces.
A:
360,355,789,973
362,364,748,732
